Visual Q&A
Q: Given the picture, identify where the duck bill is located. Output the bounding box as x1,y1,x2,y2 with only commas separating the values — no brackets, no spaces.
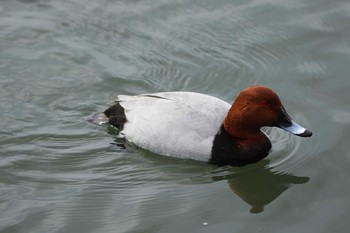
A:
280,120,312,137
277,106,312,137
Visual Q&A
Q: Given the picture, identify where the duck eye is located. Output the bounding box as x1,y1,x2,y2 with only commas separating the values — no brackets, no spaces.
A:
261,100,269,106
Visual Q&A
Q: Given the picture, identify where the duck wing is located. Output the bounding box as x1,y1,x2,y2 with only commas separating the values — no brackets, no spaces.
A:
118,92,230,161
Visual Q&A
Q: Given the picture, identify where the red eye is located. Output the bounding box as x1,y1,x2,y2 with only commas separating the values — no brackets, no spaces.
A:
261,100,268,106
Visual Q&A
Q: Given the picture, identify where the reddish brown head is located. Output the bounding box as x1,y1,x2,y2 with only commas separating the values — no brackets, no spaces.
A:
224,86,312,140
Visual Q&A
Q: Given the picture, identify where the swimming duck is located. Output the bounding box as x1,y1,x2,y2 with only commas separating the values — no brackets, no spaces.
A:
97,85,312,166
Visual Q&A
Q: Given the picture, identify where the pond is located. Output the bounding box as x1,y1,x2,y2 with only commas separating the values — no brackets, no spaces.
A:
1,0,350,232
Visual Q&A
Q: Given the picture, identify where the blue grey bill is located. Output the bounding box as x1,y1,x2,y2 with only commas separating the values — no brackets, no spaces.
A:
281,120,312,137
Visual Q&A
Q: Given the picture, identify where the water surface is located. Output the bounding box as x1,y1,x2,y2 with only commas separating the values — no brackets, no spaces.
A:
1,0,350,232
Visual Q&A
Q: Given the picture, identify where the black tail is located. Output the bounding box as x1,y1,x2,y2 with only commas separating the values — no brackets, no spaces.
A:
104,102,127,130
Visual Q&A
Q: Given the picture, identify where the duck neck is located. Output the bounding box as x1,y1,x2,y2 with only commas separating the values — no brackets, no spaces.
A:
224,117,266,146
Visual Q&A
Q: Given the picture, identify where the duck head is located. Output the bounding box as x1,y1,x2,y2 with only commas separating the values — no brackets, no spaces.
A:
224,86,312,139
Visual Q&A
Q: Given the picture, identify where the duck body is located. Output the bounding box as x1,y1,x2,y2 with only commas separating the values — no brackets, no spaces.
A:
99,86,312,166
105,92,230,162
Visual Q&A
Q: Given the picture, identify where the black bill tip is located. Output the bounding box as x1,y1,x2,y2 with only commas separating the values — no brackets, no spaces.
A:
297,129,312,137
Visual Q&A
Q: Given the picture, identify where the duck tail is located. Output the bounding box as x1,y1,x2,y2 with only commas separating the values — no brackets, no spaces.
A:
103,102,127,130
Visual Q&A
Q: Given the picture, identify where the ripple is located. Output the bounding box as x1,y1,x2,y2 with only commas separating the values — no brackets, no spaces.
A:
263,97,335,174
1,0,349,231
0,154,29,168
265,127,302,170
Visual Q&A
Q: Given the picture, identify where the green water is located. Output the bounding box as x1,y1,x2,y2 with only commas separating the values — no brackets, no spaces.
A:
1,0,350,232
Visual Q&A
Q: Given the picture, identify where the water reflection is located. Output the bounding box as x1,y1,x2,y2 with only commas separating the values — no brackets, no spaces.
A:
105,135,310,214
212,160,309,213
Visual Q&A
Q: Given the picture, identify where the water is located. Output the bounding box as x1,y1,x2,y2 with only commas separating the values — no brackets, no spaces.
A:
1,0,350,232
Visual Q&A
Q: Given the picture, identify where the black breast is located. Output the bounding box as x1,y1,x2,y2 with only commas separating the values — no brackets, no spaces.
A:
210,125,271,167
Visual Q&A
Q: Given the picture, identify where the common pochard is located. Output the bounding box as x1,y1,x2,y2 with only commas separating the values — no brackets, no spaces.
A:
96,85,312,166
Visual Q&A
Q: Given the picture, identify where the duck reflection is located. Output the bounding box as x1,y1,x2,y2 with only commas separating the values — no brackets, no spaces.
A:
212,160,310,213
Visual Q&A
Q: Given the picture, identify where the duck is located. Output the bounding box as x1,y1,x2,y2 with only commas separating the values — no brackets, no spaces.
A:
96,85,312,166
